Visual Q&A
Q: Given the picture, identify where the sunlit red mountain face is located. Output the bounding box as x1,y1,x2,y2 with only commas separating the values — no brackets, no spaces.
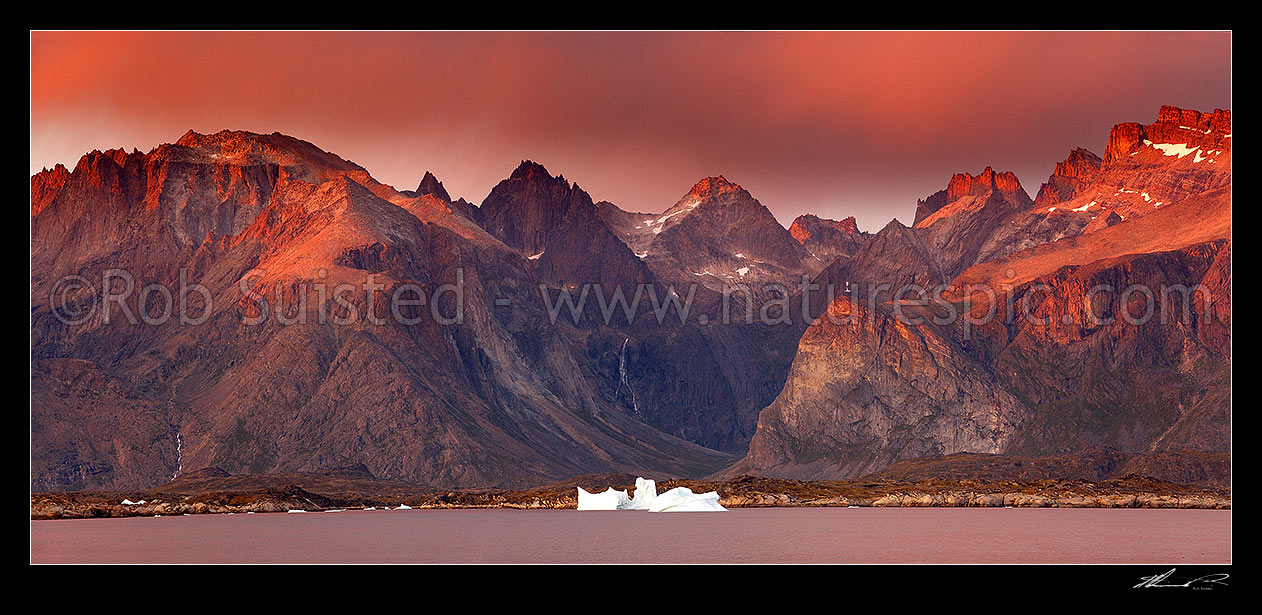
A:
30,32,1230,491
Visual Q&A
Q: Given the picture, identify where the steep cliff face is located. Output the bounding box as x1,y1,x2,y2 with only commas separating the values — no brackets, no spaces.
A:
729,295,1032,479
983,240,1231,457
535,209,655,288
733,238,1230,480
730,106,1231,481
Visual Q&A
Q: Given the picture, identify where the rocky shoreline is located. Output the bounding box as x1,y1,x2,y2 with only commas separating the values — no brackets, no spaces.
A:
30,473,1229,520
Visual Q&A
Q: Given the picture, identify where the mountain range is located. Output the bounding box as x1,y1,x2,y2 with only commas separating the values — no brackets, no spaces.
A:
30,105,1231,491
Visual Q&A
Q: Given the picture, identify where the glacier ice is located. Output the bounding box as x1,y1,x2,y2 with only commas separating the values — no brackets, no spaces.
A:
577,478,726,512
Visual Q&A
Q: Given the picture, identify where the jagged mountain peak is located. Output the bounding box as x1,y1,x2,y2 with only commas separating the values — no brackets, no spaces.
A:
41,162,68,174
1157,105,1231,130
480,160,598,254
33,162,70,179
415,170,451,202
914,167,1032,226
31,163,73,216
509,159,556,182
789,214,868,268
1034,148,1103,208
176,128,284,150
685,175,743,201
944,167,1029,202
1056,148,1103,175
661,176,758,219
73,147,143,174
877,217,912,235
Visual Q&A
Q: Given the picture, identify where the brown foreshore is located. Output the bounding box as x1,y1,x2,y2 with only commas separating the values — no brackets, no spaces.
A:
31,469,1230,520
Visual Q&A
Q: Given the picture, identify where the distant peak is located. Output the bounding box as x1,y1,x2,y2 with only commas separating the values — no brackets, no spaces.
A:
176,128,269,149
879,218,909,234
166,129,364,178
1033,148,1103,208
944,167,1027,201
791,214,861,235
913,166,1031,225
36,162,69,177
789,214,862,246
416,170,451,202
1053,148,1102,177
510,159,552,181
686,175,742,200
1156,105,1231,130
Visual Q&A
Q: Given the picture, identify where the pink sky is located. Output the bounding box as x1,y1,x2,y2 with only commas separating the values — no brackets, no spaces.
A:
30,31,1231,231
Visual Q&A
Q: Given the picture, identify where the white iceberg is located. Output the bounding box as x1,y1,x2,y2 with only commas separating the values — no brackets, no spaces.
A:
627,477,657,510
395,504,412,510
648,487,726,512
120,499,146,505
577,487,630,510
577,478,725,512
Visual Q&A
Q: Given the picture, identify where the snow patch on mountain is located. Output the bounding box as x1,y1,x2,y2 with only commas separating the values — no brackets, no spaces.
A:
1144,140,1204,160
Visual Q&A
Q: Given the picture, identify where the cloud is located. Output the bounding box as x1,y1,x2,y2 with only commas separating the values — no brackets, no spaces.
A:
31,31,1230,231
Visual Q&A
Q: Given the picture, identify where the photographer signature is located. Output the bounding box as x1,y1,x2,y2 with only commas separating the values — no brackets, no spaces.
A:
1134,568,1229,589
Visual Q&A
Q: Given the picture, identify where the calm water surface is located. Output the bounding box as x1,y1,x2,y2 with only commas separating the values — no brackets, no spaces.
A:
31,508,1230,564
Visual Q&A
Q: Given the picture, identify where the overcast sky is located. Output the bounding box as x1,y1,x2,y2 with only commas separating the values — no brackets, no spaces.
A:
31,31,1231,231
